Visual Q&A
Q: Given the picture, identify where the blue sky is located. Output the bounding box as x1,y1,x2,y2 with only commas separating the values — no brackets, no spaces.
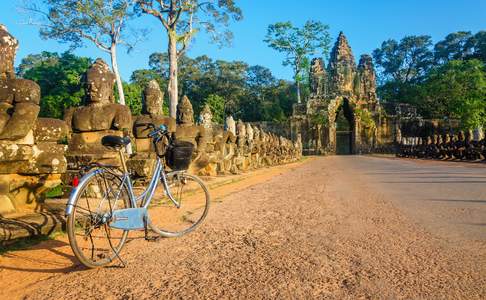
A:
1,0,485,81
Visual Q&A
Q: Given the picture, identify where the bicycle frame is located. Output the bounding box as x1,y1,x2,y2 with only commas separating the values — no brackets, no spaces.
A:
65,153,181,217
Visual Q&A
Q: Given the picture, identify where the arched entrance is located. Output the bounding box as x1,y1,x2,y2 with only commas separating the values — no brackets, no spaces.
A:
335,99,354,155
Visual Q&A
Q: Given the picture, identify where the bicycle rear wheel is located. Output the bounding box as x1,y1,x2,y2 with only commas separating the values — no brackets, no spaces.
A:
148,172,210,237
67,168,131,268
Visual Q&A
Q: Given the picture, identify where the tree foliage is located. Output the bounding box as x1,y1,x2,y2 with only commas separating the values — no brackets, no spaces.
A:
19,51,91,119
25,0,142,105
374,31,486,129
264,20,331,103
132,53,298,123
135,0,243,117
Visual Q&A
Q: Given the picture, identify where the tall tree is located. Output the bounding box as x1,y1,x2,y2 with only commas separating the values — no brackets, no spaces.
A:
24,0,142,105
264,20,331,104
135,0,243,118
373,35,434,85
434,31,474,63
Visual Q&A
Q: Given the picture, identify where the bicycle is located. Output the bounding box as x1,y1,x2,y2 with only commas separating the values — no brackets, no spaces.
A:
65,124,210,268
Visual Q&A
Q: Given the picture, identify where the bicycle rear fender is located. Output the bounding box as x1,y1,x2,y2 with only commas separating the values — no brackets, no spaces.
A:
65,169,104,216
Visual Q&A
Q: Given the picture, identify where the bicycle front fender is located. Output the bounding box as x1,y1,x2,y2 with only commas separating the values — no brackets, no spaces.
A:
65,168,105,216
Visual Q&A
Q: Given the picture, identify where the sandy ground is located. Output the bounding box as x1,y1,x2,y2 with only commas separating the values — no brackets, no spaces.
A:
0,156,485,299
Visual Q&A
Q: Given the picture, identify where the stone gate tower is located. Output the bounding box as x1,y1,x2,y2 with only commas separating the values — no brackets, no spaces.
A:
291,32,382,155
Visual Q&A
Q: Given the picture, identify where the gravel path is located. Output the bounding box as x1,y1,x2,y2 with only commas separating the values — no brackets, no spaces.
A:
1,156,485,299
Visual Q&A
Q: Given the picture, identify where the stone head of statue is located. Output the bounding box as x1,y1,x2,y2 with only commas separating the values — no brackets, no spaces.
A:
85,58,116,105
0,24,18,81
225,115,236,135
199,103,213,128
177,95,194,125
426,136,432,144
253,125,260,140
143,79,163,116
246,123,254,141
236,119,246,137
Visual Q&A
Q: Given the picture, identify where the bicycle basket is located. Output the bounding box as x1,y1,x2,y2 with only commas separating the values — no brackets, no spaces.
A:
165,140,194,170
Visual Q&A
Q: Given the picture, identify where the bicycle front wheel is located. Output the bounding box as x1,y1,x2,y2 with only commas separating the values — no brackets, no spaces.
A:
67,168,131,268
148,172,210,237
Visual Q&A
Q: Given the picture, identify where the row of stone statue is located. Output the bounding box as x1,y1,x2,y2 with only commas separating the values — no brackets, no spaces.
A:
62,59,302,177
0,24,302,214
397,131,486,161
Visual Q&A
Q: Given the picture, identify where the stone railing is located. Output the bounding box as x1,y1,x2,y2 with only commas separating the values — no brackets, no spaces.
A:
0,23,303,216
396,131,486,161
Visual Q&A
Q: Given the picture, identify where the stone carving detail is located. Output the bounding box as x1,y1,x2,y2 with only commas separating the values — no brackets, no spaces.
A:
327,32,357,97
310,58,327,97
357,54,377,106
397,130,486,161
175,96,209,173
130,80,176,176
0,24,68,215
64,58,132,171
291,32,381,155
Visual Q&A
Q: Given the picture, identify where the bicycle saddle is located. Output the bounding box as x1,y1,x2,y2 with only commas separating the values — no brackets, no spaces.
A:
101,135,131,148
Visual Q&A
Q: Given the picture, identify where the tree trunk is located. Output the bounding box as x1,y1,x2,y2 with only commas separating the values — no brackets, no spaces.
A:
296,80,302,104
168,30,178,118
110,44,125,105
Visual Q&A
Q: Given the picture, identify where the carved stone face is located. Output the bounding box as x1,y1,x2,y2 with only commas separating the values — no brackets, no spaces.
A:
199,104,212,128
85,59,115,105
225,116,236,135
0,24,18,81
177,95,194,125
237,120,246,137
143,80,164,116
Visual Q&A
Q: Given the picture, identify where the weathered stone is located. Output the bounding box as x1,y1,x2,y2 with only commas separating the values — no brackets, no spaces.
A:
134,80,175,138
175,96,209,173
328,32,357,96
67,59,132,133
34,118,69,143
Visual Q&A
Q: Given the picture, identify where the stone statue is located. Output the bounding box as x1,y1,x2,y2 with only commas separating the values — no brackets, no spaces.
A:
134,80,175,145
199,104,213,130
0,25,40,141
67,59,131,133
129,80,176,176
64,58,132,170
310,58,327,97
225,115,236,136
175,95,209,172
0,25,68,215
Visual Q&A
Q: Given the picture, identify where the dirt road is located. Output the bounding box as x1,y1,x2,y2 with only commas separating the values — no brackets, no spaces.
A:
0,156,485,299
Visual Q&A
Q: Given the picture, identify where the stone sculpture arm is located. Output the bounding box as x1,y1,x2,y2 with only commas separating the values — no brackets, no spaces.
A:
0,102,39,140
112,105,132,131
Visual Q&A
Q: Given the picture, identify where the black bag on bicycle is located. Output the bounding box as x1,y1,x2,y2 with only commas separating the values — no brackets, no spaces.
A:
164,140,194,170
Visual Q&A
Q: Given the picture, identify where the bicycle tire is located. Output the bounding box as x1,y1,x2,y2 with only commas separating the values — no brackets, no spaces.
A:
148,173,210,238
67,168,131,268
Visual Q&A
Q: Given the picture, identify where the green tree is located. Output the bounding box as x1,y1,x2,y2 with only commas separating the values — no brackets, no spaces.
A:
422,59,486,128
434,31,474,63
19,51,91,118
264,20,331,104
136,0,243,118
122,82,143,115
202,94,225,124
469,31,486,64
373,35,434,84
25,0,142,105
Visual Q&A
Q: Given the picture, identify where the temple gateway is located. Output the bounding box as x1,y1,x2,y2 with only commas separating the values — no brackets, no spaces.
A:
291,32,392,155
